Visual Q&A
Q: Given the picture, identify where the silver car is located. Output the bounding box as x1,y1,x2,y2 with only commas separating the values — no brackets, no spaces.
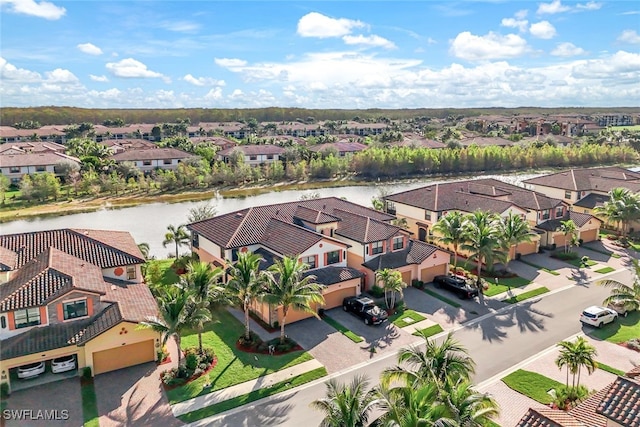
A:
51,355,76,374
607,299,634,317
17,361,45,379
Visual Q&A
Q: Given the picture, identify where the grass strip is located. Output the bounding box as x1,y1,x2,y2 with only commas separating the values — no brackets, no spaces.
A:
412,323,444,337
81,379,100,427
589,311,640,344
483,420,502,427
423,288,462,308
597,362,626,376
517,259,560,275
178,367,328,423
502,287,550,304
484,276,531,297
502,369,563,404
323,316,364,343
595,266,615,274
564,258,598,268
390,309,426,328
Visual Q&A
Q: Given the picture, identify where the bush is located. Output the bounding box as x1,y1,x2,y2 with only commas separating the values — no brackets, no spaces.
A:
160,347,216,386
157,345,169,363
185,351,199,371
553,385,590,410
82,366,92,380
627,338,640,351
0,382,9,398
369,285,384,298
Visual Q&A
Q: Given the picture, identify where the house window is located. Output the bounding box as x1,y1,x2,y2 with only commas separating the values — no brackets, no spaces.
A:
249,155,257,161
163,159,172,165
371,241,384,255
192,232,199,248
564,190,571,200
555,206,564,218
35,166,46,172
425,211,432,221
386,201,396,214
326,250,340,265
267,154,274,160
14,307,41,328
143,160,152,166
393,236,404,250
127,266,136,280
10,167,20,173
1,316,6,329
541,209,550,220
301,255,316,268
63,300,88,320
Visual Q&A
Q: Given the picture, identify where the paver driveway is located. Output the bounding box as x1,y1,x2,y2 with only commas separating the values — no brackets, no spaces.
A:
2,377,82,427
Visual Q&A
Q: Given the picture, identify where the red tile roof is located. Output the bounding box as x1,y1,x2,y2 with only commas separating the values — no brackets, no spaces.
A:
523,167,640,192
597,376,640,427
111,147,194,161
0,151,80,167
517,407,583,427
334,209,403,243
218,144,286,156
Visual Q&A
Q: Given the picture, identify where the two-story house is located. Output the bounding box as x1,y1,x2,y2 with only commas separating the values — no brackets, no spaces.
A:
110,147,195,173
0,152,82,184
308,142,368,157
217,145,286,167
0,229,159,393
188,197,449,327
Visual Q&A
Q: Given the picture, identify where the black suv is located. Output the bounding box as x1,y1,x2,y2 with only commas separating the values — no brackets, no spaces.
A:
433,275,479,299
342,296,389,325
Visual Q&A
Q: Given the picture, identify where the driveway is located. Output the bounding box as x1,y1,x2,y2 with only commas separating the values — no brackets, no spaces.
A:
2,377,82,427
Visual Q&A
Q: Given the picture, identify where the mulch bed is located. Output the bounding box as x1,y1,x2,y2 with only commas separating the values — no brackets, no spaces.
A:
235,341,303,355
158,356,172,366
161,357,218,391
618,342,640,353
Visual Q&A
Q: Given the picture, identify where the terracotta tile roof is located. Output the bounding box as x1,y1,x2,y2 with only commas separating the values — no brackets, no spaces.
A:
259,218,325,256
395,134,446,149
516,408,584,427
218,144,286,156
188,197,394,249
536,211,600,231
574,193,609,209
0,245,17,271
102,278,159,323
626,366,640,379
307,142,368,153
293,206,341,224
0,141,65,154
334,209,402,243
0,228,144,270
363,240,440,271
523,167,640,192
73,303,122,344
111,147,194,161
0,151,80,167
596,376,640,427
306,266,364,286
459,136,513,147
568,384,610,427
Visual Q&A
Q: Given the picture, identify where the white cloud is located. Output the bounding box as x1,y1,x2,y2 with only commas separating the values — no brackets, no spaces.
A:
297,12,365,38
105,58,164,79
45,68,79,83
551,42,586,56
204,87,223,101
576,2,602,11
183,74,225,86
501,17,528,32
1,0,65,20
515,9,528,19
342,34,396,49
158,20,200,33
617,29,640,44
449,32,529,61
0,56,41,82
214,58,247,68
529,21,557,39
537,0,571,14
77,43,103,55
89,74,109,82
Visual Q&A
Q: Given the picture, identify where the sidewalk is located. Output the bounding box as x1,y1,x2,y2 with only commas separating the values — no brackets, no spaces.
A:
171,358,324,417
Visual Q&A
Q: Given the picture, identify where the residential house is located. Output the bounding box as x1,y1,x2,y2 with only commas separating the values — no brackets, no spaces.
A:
187,197,449,326
110,147,195,173
0,152,82,184
516,372,640,427
0,229,159,393
100,139,158,154
217,144,286,167
395,134,446,149
308,142,368,157
458,136,514,148
0,141,66,155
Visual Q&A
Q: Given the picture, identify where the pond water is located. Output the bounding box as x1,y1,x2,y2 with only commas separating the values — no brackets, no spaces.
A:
1,172,544,258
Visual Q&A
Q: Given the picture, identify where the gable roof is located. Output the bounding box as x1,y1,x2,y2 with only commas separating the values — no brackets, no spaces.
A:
307,142,368,153
334,209,403,243
218,144,285,156
523,167,640,192
596,376,640,427
293,205,341,224
0,151,80,168
517,407,583,427
308,266,364,286
259,218,327,256
536,211,601,231
111,147,194,161
362,240,440,271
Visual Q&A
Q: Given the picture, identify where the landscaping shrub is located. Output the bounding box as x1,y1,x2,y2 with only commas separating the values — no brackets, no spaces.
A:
82,366,92,380
627,338,640,351
160,347,216,387
552,385,590,410
369,285,384,298
0,382,9,398
157,345,169,363
552,251,579,260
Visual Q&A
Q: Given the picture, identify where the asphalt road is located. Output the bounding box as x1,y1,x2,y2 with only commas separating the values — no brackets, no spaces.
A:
190,269,632,427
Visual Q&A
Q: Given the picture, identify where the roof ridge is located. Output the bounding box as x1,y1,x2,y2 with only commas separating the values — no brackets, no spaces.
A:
227,206,254,247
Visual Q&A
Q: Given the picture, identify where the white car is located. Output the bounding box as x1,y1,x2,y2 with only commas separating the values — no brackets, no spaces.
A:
17,361,45,379
51,355,76,374
607,299,634,317
580,305,617,328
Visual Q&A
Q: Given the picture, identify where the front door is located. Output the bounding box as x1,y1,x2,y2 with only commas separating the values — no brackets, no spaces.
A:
418,227,427,242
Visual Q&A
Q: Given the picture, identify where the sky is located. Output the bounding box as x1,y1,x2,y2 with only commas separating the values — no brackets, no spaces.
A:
1,0,639,110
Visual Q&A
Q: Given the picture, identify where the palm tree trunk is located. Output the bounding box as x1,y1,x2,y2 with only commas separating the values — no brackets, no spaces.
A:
175,242,179,259
198,331,203,354
453,245,458,270
176,334,182,366
280,308,288,344
577,366,581,388
477,256,485,303
244,304,251,341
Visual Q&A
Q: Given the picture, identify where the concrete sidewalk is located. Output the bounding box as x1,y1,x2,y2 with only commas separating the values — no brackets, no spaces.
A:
171,359,324,417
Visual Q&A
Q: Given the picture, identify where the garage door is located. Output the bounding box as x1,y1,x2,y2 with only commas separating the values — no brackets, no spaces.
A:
516,241,538,256
401,271,412,287
421,264,448,283
323,287,357,309
93,340,154,375
580,229,598,243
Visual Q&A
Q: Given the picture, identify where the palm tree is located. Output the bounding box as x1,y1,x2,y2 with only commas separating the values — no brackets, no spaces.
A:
441,378,499,427
499,212,533,269
310,375,380,427
138,285,209,366
163,224,189,259
375,381,449,427
595,188,640,238
376,269,407,310
461,211,501,300
555,337,598,388
433,211,465,271
559,219,577,254
598,258,640,314
226,251,267,342
183,261,224,353
263,256,325,343
137,242,150,259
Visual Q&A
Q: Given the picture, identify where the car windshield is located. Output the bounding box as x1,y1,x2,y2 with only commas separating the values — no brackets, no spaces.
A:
54,356,73,363
582,311,596,318
21,362,41,369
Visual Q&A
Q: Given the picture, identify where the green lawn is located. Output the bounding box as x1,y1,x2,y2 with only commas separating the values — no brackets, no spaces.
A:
564,258,597,268
588,311,640,344
502,287,550,304
146,259,180,286
390,309,426,328
423,288,462,308
178,367,328,423
597,361,626,376
166,309,314,404
412,323,444,338
484,276,531,297
81,379,100,427
595,266,615,274
323,315,364,343
502,370,563,404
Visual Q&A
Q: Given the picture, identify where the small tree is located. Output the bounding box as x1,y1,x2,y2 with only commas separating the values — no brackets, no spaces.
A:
163,224,189,259
559,220,577,254
226,251,266,342
375,269,407,310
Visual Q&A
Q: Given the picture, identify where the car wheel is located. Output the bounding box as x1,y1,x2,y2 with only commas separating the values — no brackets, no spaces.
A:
624,311,628,318
364,318,370,325
597,322,603,328
343,305,348,311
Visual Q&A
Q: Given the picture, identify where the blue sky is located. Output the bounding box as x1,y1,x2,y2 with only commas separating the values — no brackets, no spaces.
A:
1,0,639,109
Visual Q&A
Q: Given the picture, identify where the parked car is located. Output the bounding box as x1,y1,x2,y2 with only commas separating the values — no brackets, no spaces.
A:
17,361,45,379
580,305,617,328
607,298,635,317
51,355,76,374
342,296,388,325
433,275,479,299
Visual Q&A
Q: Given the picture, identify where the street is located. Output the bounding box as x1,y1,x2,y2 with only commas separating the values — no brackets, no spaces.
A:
190,269,631,427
